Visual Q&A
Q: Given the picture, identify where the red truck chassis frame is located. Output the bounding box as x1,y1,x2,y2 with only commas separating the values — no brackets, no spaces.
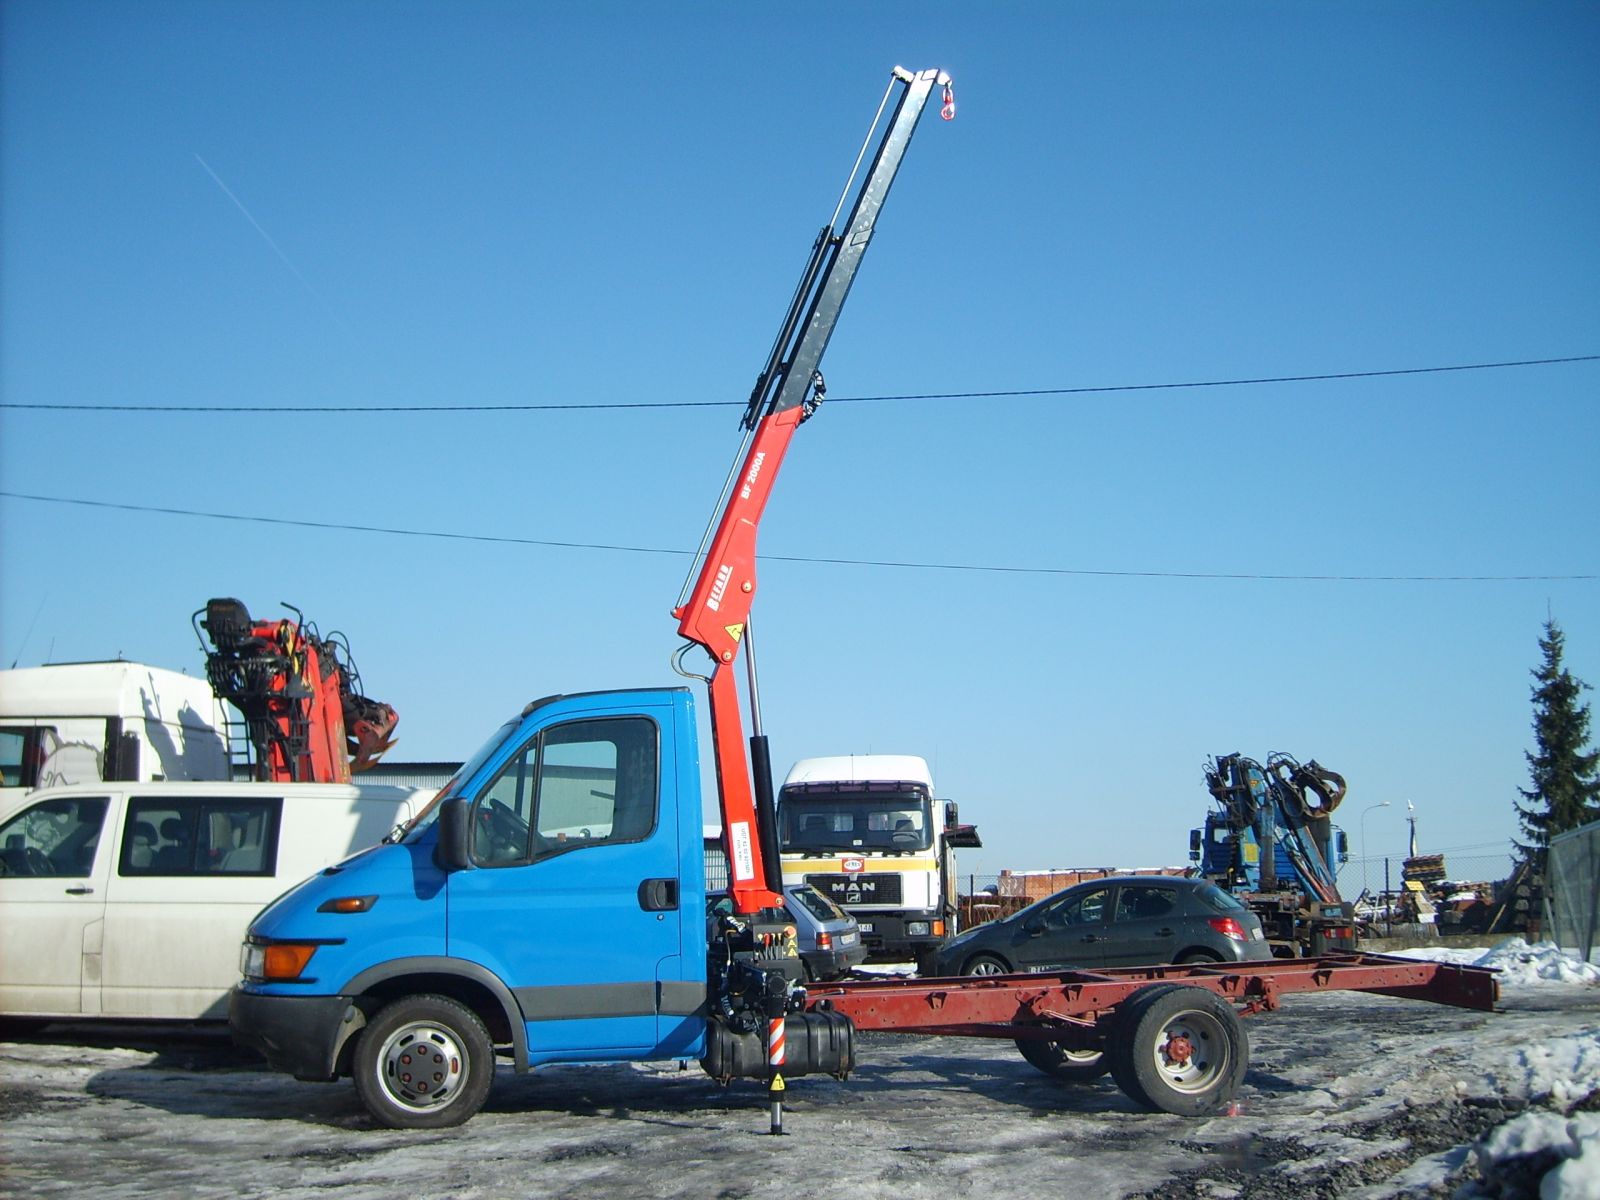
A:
807,952,1500,1038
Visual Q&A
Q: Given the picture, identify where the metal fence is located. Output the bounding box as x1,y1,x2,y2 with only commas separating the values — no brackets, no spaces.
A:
1547,820,1600,961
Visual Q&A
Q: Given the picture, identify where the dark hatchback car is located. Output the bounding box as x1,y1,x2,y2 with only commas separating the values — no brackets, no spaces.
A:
930,875,1274,976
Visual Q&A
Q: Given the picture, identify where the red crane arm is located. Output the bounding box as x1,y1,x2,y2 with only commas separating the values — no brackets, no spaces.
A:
673,67,950,914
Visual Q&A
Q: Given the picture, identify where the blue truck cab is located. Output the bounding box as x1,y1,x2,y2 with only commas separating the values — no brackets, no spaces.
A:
229,688,716,1127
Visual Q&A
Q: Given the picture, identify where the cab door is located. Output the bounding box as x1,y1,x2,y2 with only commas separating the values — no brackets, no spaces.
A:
0,793,114,1016
445,699,684,1059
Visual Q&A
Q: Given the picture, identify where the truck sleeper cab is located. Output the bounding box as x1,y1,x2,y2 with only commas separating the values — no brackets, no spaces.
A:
230,689,717,1129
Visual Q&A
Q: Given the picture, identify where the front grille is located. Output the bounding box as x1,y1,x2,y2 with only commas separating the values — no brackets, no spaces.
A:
806,873,903,906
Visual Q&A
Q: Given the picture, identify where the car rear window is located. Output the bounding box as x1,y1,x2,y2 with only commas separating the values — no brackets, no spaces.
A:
789,886,847,922
1193,882,1249,914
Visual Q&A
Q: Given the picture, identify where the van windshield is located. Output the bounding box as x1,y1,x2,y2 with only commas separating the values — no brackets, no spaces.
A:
399,719,520,843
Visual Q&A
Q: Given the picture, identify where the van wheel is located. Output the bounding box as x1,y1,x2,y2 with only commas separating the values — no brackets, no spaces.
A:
353,995,494,1129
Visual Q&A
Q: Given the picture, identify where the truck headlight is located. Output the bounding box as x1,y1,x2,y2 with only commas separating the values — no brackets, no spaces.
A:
906,921,931,937
240,941,318,982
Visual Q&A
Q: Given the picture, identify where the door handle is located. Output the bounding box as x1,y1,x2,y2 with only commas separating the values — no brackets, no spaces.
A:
637,878,679,912
1155,927,1175,937
65,886,95,896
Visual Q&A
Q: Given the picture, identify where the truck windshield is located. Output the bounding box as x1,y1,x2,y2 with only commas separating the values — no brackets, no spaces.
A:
778,790,933,855
399,718,521,843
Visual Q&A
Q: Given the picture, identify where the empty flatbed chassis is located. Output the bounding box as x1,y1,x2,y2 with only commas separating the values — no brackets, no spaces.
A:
803,952,1500,1115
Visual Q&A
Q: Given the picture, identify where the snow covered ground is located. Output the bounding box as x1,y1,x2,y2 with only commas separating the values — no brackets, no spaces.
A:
1,939,1596,1200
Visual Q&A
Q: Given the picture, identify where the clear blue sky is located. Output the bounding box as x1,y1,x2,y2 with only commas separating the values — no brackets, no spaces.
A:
2,2,1596,883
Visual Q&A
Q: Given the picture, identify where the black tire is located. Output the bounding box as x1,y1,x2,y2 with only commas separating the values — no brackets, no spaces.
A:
962,954,1011,977
353,994,495,1129
1108,985,1247,1116
1176,951,1223,965
1015,1034,1109,1082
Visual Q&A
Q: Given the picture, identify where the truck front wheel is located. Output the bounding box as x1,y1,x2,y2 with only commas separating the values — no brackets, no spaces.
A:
353,994,495,1129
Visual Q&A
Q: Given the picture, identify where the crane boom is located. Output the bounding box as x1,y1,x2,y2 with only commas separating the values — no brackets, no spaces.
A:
674,67,950,915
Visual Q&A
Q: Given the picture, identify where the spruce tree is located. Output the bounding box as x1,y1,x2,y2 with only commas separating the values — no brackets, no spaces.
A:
1514,618,1600,867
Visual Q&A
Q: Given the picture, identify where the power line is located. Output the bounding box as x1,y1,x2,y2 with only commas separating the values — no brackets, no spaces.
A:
3,491,1593,583
1,354,1595,414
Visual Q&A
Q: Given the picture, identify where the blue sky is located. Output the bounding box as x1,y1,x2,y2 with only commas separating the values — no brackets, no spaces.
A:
2,2,1596,882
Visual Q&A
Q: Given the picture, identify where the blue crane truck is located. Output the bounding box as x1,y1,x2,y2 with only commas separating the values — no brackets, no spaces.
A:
229,68,1496,1133
1190,753,1357,956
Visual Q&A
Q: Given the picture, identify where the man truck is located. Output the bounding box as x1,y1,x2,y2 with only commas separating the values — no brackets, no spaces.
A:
777,754,979,972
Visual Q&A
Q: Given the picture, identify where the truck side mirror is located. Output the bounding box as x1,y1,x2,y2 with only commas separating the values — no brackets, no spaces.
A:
1188,828,1202,861
943,800,959,829
1336,830,1349,864
436,800,473,871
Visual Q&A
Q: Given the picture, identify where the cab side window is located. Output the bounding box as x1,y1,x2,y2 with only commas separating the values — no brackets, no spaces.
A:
0,796,109,877
119,797,281,876
472,717,659,867
0,727,47,789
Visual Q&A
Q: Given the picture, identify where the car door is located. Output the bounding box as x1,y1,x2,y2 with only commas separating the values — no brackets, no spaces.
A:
1102,883,1183,967
0,793,114,1016
1014,884,1114,971
446,703,684,1059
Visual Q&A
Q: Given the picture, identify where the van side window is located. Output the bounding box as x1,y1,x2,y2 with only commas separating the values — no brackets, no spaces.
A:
471,717,659,867
0,796,109,877
120,797,282,876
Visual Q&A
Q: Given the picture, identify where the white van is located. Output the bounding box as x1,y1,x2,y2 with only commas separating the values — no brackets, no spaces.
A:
0,781,430,1022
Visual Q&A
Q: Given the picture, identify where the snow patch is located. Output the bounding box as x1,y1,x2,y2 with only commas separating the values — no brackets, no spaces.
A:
1388,938,1600,987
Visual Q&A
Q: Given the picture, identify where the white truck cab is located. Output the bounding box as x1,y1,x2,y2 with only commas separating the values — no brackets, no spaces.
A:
0,662,231,805
777,755,979,971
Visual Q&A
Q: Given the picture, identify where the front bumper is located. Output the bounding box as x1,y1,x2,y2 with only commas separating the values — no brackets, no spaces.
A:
229,988,359,1081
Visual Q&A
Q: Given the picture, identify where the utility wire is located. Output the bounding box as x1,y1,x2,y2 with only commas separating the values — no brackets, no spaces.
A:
1,354,1595,414
2,491,1592,583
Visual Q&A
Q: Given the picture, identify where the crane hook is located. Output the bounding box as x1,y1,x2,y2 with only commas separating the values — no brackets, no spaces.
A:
940,82,956,121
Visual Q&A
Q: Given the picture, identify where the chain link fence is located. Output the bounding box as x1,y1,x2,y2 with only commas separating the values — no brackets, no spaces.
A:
1547,820,1600,962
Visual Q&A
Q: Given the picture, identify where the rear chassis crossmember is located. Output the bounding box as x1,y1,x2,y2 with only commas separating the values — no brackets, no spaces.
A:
803,951,1500,1041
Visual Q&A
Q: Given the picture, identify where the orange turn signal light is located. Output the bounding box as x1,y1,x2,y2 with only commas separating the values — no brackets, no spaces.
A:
262,944,318,980
317,895,377,914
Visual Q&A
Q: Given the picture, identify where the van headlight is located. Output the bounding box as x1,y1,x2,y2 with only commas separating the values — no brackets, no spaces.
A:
240,942,265,980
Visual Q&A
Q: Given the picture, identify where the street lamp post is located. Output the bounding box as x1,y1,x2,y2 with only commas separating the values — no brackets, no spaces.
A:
1360,800,1391,899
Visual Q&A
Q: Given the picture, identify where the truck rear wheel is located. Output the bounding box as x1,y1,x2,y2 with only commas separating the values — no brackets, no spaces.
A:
1108,984,1247,1115
1015,1035,1108,1082
353,994,494,1129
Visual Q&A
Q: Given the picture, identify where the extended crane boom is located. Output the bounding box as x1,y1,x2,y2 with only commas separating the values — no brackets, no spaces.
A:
673,67,951,916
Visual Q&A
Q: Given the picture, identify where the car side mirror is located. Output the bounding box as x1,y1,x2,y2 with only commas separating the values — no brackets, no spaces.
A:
436,800,473,871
